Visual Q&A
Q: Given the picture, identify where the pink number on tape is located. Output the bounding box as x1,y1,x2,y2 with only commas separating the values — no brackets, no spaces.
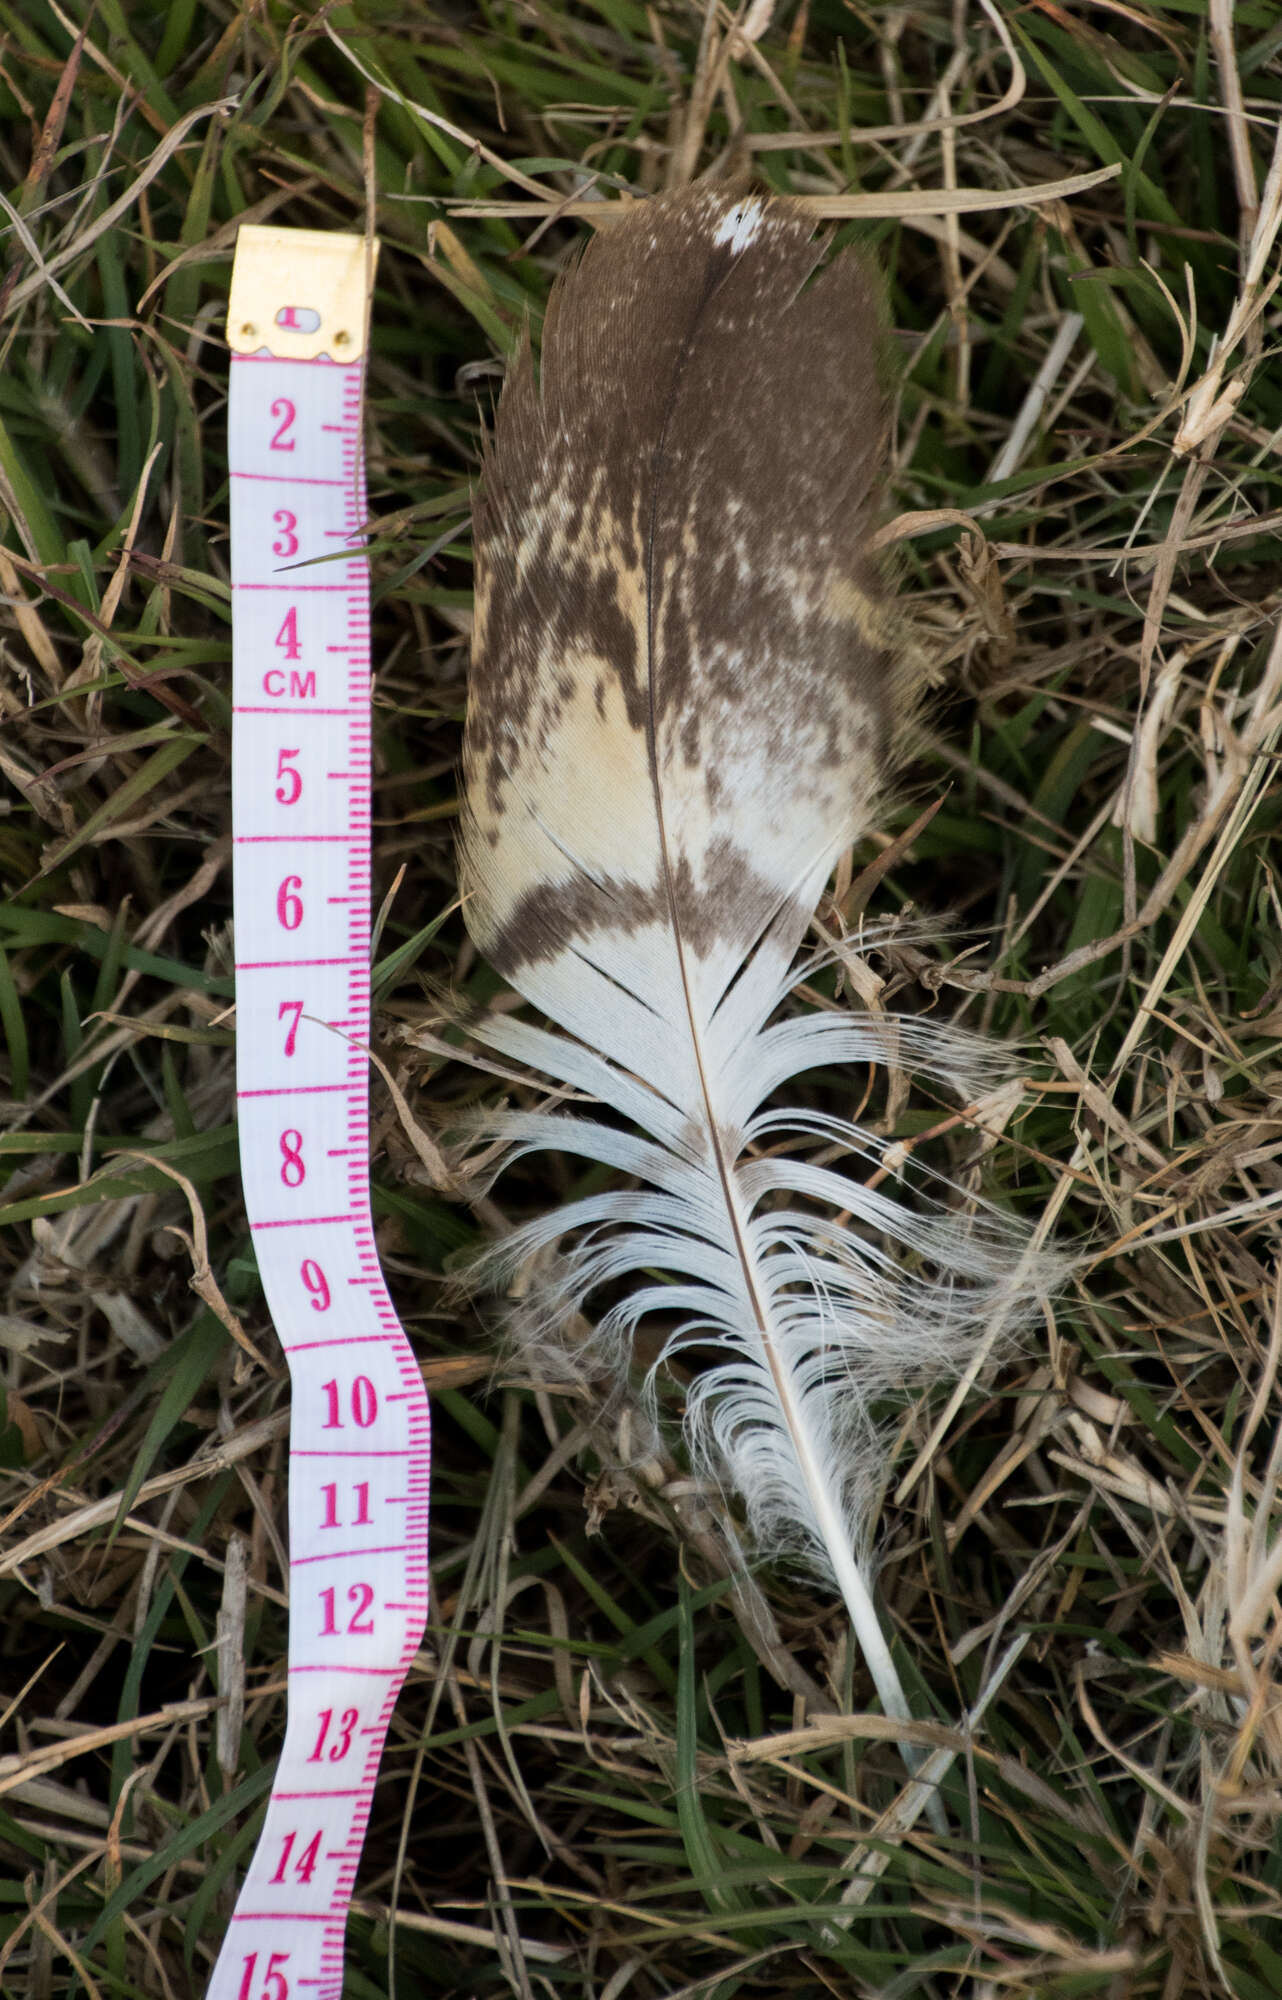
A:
207,225,430,2000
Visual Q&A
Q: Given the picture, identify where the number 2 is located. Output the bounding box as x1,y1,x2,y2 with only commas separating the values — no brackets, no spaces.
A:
269,398,296,451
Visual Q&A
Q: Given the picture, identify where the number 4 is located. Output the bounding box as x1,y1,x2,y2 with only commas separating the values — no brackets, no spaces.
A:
274,607,301,660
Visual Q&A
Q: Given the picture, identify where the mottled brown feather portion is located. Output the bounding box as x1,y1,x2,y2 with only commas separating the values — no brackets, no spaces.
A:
463,190,906,987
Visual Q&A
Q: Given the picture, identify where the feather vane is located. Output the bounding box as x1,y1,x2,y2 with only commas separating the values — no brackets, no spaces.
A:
460,190,1044,1759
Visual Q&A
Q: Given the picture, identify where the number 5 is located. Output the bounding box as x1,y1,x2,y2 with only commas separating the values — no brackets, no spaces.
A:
275,747,301,805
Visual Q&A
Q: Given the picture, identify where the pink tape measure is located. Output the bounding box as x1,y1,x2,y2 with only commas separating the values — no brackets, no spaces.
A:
209,226,431,2000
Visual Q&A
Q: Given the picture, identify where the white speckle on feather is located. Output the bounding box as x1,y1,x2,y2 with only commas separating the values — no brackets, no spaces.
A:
711,202,766,254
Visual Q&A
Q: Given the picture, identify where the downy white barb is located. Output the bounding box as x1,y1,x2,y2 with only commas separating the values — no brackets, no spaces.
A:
458,188,1050,1792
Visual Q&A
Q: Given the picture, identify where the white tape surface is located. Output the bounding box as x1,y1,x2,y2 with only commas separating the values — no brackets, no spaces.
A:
209,229,430,2000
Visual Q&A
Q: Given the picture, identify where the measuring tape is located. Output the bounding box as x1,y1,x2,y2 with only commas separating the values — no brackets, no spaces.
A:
210,227,431,2000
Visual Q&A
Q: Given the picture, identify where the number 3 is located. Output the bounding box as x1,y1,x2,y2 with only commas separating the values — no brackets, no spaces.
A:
272,508,298,557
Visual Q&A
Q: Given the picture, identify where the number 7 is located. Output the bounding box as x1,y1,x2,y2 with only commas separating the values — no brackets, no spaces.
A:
278,1000,304,1056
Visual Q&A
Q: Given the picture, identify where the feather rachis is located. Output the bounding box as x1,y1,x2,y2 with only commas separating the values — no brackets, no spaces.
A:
461,190,1046,1789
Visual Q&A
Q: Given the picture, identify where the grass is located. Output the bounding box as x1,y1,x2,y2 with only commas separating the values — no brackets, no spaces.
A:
2,0,1282,1994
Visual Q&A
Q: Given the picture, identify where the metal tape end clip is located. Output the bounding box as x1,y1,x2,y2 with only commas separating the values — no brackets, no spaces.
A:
227,225,379,361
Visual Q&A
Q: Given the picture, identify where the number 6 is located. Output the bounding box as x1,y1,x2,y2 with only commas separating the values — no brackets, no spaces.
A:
276,876,303,930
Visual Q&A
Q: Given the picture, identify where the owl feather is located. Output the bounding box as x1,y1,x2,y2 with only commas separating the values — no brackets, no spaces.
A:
460,189,1045,1787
